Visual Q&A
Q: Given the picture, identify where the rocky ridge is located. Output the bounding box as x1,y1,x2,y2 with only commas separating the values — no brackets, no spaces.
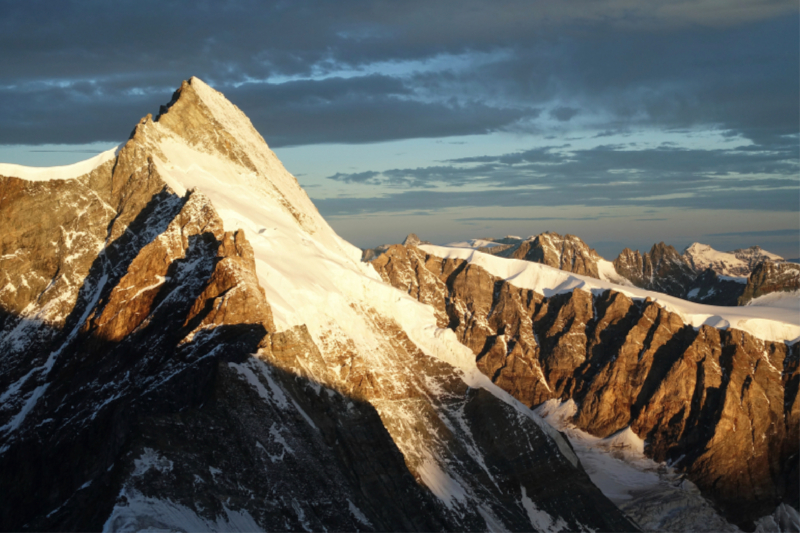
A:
739,261,800,305
684,269,745,306
445,235,797,306
371,241,799,530
0,78,636,532
495,232,603,278
612,243,697,297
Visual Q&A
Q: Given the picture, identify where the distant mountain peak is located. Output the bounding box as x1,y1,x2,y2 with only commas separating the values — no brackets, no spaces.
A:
682,241,783,278
402,233,421,246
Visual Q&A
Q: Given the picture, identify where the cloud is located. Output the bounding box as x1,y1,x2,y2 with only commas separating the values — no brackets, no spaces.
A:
325,143,799,194
0,73,538,146
550,106,580,122
705,228,798,238
313,177,799,217
0,1,795,147
456,216,610,221
326,170,382,184
314,139,799,217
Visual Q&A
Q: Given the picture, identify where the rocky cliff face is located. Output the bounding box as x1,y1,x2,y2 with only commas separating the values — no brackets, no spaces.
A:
502,232,602,278
613,243,697,298
731,246,786,273
475,232,602,278
685,269,746,306
443,237,795,308
372,243,800,529
739,261,800,305
0,78,636,532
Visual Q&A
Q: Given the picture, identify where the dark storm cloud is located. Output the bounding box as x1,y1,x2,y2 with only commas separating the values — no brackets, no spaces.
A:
228,77,535,147
550,107,580,122
0,81,170,144
0,73,531,145
0,0,796,147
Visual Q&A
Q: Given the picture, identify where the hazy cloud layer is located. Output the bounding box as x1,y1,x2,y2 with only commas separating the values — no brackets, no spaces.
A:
705,228,798,238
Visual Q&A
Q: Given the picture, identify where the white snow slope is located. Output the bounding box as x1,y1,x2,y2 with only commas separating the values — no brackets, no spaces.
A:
445,239,507,250
0,147,119,182
420,244,800,344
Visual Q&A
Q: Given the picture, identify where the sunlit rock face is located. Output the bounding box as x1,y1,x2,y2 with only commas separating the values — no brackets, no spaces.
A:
504,232,603,279
372,242,800,530
452,232,603,278
0,78,637,532
612,242,697,298
739,261,800,305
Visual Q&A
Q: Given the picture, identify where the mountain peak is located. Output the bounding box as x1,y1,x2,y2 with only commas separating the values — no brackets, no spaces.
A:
150,77,264,173
683,242,709,254
124,77,325,234
403,233,421,246
682,242,783,277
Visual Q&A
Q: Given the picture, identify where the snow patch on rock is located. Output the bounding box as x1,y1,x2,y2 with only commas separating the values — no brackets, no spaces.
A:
132,448,173,477
536,399,741,532
103,490,263,533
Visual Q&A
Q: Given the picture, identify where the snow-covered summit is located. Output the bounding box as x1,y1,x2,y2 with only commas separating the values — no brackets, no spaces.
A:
683,242,783,278
113,78,615,527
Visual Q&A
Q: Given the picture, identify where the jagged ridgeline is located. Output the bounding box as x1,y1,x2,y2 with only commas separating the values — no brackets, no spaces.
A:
371,240,799,530
0,78,638,531
411,232,800,306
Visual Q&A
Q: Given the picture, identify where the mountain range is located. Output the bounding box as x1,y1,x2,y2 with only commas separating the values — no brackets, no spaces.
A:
370,232,798,308
1,78,798,532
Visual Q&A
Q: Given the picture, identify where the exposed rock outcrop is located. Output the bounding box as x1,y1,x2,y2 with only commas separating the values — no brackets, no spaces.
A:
685,269,746,306
498,232,602,278
613,243,697,297
444,237,793,308
731,246,786,274
361,244,391,261
372,242,800,529
739,261,800,305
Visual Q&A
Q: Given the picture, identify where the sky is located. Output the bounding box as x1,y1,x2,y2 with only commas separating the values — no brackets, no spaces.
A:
1,0,798,259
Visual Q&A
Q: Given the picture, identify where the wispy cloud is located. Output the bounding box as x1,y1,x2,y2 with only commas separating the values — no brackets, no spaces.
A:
455,215,612,221
321,141,799,215
705,228,798,238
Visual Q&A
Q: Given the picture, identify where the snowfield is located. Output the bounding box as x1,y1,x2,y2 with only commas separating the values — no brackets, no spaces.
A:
0,147,119,182
421,244,800,344
445,239,508,249
746,290,800,311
